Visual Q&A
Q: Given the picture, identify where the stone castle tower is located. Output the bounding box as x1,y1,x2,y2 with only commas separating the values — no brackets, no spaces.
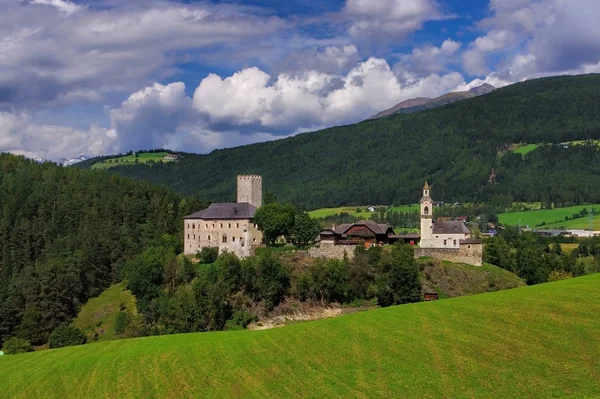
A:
237,175,262,208
420,181,433,244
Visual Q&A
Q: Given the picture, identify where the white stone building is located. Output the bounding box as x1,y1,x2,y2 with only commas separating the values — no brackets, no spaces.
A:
417,182,483,266
183,175,264,258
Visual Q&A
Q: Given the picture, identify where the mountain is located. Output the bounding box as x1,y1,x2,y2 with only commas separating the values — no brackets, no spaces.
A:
369,83,496,119
88,74,600,209
368,97,431,119
59,155,89,167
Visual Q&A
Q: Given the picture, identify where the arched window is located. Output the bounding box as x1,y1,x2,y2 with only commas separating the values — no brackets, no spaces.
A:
424,206,429,215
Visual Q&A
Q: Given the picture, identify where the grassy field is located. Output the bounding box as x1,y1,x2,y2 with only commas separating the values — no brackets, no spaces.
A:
499,204,600,228
2,274,599,398
91,152,176,170
309,204,419,219
73,283,136,342
512,143,540,155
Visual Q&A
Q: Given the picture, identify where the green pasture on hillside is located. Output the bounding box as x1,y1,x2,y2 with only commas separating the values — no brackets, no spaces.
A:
2,274,599,398
73,283,136,342
91,152,176,170
512,143,540,155
499,204,600,228
309,204,419,219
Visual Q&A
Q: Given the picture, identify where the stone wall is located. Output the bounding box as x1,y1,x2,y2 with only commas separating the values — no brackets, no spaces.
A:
414,244,483,266
308,242,356,260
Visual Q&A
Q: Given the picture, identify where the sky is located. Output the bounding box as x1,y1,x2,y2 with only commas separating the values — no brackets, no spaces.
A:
2,0,600,160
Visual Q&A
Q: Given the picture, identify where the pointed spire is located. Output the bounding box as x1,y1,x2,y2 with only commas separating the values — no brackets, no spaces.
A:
423,181,430,190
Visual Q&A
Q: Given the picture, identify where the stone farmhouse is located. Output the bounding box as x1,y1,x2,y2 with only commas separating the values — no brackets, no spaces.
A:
415,182,483,266
184,175,263,258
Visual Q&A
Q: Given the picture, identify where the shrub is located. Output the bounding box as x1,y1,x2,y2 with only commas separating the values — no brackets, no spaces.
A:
114,311,129,335
48,325,87,349
198,247,219,264
2,337,33,355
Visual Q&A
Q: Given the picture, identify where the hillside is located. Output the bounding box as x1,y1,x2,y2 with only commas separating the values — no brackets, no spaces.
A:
0,154,205,348
87,74,600,209
1,274,598,398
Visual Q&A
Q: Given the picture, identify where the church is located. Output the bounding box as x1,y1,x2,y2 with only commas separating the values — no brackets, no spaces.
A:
415,182,483,266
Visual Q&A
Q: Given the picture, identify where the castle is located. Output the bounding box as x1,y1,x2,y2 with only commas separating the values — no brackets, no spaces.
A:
183,175,264,258
415,182,483,266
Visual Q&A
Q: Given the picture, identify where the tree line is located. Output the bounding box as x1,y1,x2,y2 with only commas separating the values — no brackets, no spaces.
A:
0,154,206,348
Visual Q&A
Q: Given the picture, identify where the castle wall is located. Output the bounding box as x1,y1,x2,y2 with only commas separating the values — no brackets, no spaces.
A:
414,243,483,266
184,218,263,258
308,242,356,260
237,175,262,208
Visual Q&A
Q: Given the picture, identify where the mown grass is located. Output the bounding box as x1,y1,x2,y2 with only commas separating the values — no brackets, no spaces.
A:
91,152,175,170
73,283,136,342
2,274,599,398
499,204,600,228
309,204,419,219
513,143,540,155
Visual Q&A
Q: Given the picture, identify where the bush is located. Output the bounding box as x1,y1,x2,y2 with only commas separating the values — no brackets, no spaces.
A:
48,325,87,349
2,337,33,355
198,247,218,264
114,311,129,335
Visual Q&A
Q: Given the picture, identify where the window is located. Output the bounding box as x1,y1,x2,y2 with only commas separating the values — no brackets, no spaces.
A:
220,223,223,228
208,235,211,240
212,224,215,229
424,206,429,215
468,245,471,249
228,223,231,228
187,223,189,229
239,237,242,242
193,234,196,239
222,235,227,243
205,224,208,229
192,223,195,229
253,238,256,242
444,239,447,246
187,234,189,239
232,237,236,242
236,223,239,228
254,224,257,229
453,239,457,246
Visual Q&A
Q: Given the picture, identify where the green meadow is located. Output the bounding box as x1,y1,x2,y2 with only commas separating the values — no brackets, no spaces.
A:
512,143,540,155
309,204,419,219
73,283,136,342
1,274,599,398
499,204,600,229
91,152,176,170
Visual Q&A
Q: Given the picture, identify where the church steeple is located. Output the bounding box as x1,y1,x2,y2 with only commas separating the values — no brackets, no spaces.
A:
420,181,433,242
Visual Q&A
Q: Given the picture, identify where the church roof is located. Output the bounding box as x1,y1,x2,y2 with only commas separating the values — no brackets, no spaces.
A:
184,202,257,220
432,220,470,235
423,181,430,190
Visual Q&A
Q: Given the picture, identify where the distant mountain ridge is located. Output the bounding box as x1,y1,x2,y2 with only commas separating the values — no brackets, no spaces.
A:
369,83,496,119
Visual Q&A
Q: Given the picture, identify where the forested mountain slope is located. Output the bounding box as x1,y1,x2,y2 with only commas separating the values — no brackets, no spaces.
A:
93,74,600,208
0,154,203,347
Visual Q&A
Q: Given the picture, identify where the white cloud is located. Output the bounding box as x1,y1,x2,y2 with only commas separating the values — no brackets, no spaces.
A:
343,0,444,42
398,39,462,76
0,112,116,160
0,0,285,109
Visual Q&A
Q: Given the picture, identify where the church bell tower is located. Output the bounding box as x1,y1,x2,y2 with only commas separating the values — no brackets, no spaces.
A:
420,181,433,243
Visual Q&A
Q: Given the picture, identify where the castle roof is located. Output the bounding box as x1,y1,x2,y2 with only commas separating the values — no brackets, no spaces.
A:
184,202,257,220
432,220,470,235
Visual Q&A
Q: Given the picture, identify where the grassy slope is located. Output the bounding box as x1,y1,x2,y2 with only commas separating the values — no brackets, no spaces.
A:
513,143,540,155
419,259,525,298
309,204,419,219
499,204,600,228
91,152,174,170
2,275,599,398
73,283,136,342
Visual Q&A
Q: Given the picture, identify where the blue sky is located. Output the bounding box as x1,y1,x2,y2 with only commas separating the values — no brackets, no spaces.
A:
1,0,600,160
